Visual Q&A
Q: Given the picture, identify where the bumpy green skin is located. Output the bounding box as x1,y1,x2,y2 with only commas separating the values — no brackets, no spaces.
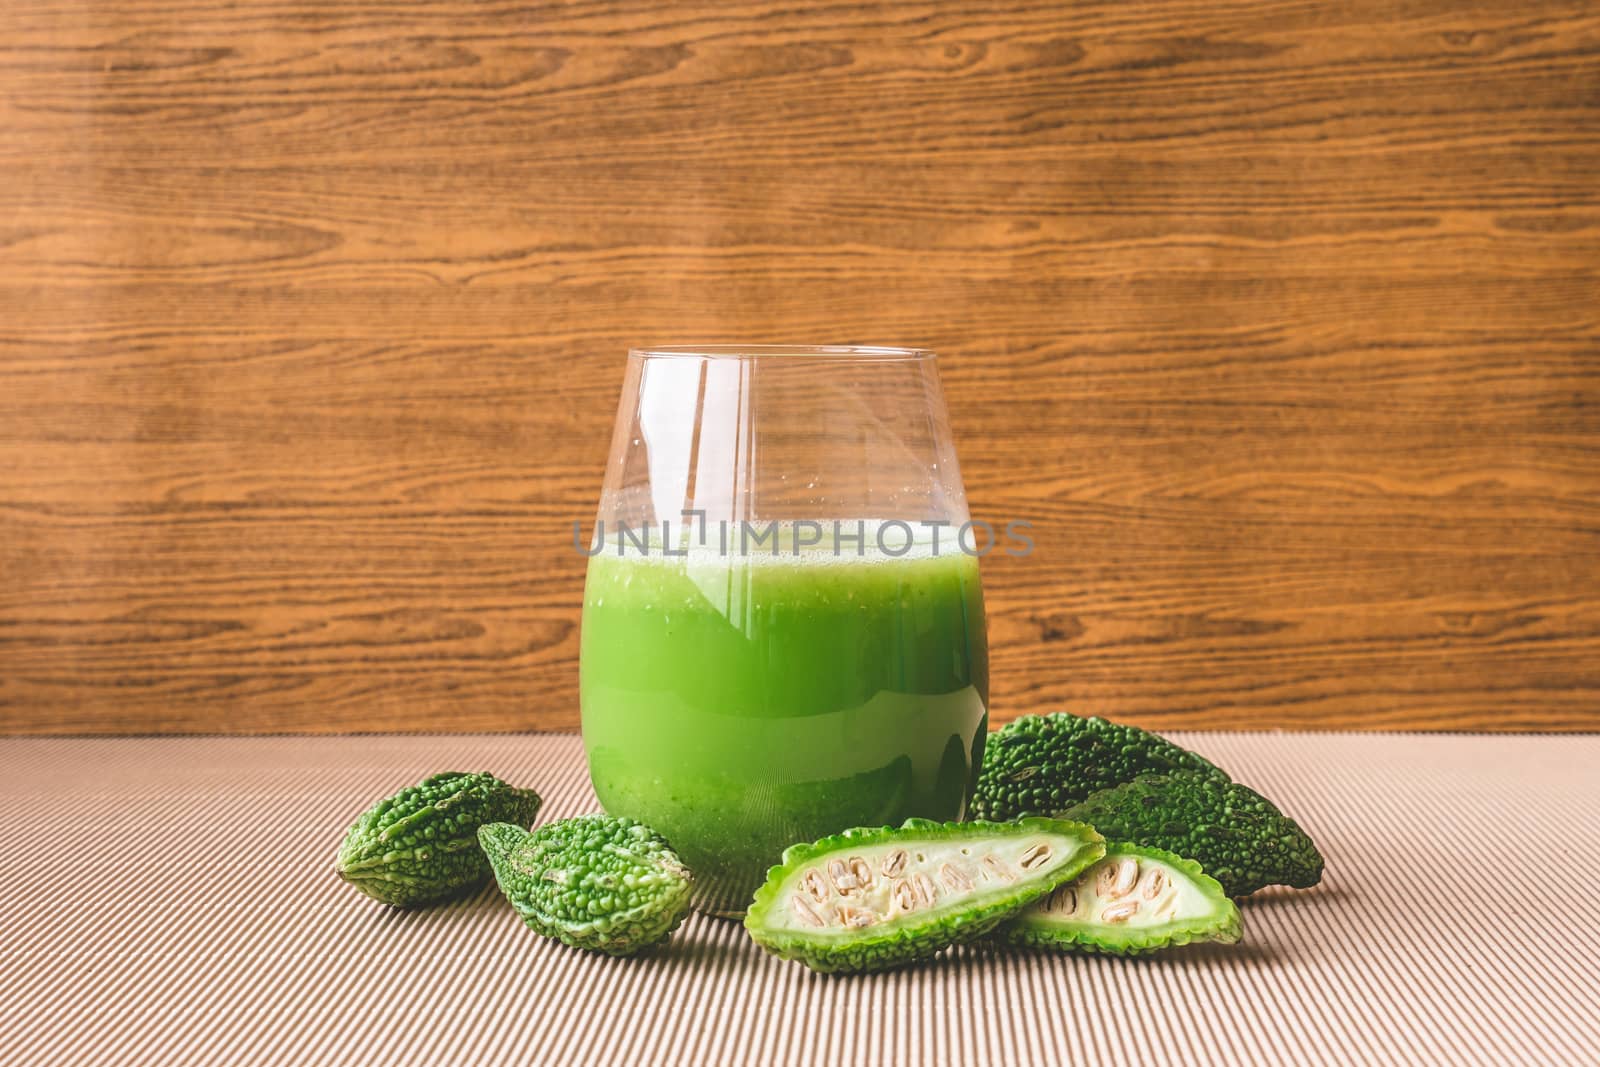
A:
479,816,693,956
744,817,1105,975
970,714,1227,821
1063,771,1324,897
1001,842,1242,956
336,772,542,907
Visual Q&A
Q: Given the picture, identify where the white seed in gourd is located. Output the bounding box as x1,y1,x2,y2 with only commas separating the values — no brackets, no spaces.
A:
1139,867,1166,900
1108,857,1139,899
1019,843,1053,870
828,858,859,893
940,863,973,892
892,877,916,912
1095,864,1117,897
1048,884,1079,916
849,856,873,890
1101,900,1140,924
792,895,826,928
912,872,938,906
981,855,1017,883
882,849,908,878
837,905,875,929
802,869,830,903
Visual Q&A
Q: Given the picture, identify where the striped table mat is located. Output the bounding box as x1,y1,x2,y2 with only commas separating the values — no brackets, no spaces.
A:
1,732,1595,1065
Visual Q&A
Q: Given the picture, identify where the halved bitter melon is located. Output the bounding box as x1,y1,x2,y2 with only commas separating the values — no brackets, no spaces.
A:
1001,842,1241,956
744,817,1105,974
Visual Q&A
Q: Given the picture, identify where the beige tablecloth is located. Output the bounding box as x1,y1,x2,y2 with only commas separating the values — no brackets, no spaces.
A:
1,733,1595,1065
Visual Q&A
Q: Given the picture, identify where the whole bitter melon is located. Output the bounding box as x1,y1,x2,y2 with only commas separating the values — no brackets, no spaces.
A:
479,816,693,956
1001,842,1241,955
971,713,1227,821
1064,770,1324,897
744,817,1105,974
336,771,542,907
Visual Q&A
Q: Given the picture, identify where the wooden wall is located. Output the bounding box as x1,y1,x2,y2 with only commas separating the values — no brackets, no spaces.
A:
3,1,1597,734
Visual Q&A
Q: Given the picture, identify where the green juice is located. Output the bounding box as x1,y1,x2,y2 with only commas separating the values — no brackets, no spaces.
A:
580,529,989,915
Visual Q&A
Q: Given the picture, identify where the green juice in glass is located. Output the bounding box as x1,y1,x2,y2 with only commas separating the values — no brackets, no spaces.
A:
580,527,988,915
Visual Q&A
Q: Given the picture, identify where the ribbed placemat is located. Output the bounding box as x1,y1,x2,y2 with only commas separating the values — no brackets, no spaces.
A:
1,733,1596,1066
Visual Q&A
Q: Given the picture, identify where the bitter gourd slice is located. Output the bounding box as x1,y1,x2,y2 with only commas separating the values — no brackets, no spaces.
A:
1002,842,1241,956
336,771,542,907
1063,770,1324,897
479,816,693,956
972,713,1227,821
744,817,1105,974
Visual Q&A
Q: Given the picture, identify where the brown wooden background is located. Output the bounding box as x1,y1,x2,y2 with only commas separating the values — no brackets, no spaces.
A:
3,1,1598,734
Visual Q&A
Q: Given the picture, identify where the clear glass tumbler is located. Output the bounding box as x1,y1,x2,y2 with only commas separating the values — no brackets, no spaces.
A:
579,345,988,916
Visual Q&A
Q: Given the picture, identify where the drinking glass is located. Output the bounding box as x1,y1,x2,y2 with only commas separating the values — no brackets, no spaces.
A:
579,345,988,916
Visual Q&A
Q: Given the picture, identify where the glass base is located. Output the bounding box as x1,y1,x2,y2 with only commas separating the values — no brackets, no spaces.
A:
688,870,758,920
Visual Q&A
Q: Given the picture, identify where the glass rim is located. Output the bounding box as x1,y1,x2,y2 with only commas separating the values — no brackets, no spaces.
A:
629,344,934,362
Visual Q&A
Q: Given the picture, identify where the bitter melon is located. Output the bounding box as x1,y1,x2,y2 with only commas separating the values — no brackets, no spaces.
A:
479,816,693,956
1001,842,1241,955
336,771,542,907
1064,770,1324,897
744,817,1105,974
971,713,1227,821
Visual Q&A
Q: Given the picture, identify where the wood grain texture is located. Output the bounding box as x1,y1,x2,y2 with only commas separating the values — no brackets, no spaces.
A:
2,0,1598,734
